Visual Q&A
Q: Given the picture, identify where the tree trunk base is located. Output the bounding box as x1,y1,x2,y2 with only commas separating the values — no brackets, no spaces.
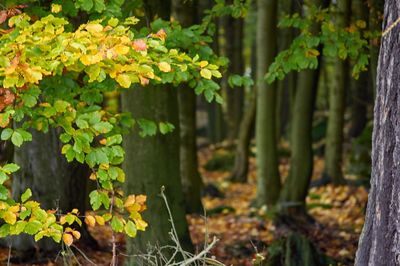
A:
267,232,334,266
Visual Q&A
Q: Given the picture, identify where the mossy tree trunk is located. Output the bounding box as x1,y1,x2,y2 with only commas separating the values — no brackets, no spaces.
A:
122,2,192,263
323,0,351,184
172,0,204,214
255,0,281,207
355,1,400,263
278,0,328,217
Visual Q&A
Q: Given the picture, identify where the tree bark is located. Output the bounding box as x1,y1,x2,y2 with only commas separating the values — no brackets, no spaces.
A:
255,0,280,206
278,0,328,216
9,129,92,256
224,14,245,143
172,0,204,214
348,0,370,139
323,0,351,184
122,85,193,263
355,1,400,264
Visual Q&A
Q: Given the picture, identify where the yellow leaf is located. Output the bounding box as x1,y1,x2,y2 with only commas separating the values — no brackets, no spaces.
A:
134,218,148,231
114,45,130,55
84,215,96,227
124,195,136,207
71,208,79,214
135,195,147,205
60,215,67,225
158,62,171,72
3,211,16,225
9,205,20,213
116,74,131,88
200,69,212,79
89,173,97,180
51,4,62,13
63,233,73,246
72,230,81,239
95,215,105,225
199,61,208,68
99,138,107,145
86,24,104,34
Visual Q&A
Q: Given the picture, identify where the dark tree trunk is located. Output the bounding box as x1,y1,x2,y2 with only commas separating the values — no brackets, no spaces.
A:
224,14,245,143
172,0,204,214
355,1,400,264
9,129,93,258
348,0,370,139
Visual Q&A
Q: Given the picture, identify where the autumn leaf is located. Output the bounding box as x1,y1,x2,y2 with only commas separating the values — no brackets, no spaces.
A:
200,69,212,79
132,39,147,51
63,233,73,246
84,215,96,227
158,62,171,72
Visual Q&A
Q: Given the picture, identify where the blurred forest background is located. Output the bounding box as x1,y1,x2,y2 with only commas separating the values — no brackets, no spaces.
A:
0,0,385,265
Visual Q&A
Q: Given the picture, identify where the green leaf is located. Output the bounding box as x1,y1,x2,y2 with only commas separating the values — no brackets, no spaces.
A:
0,185,8,200
1,128,13,140
138,119,157,137
159,122,175,135
0,172,8,184
93,122,113,134
111,216,124,233
24,220,42,235
21,189,32,203
124,220,137,237
2,163,20,173
89,190,102,210
11,131,23,147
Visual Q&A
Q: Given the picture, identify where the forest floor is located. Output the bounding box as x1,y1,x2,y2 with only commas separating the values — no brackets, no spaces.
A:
0,146,368,266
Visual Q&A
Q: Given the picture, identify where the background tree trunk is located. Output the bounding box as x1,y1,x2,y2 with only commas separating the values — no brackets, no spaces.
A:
278,0,328,217
172,0,204,214
324,0,351,184
355,1,400,264
224,14,245,143
255,0,280,207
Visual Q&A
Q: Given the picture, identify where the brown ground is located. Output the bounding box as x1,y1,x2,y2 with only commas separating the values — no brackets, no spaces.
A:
0,146,368,265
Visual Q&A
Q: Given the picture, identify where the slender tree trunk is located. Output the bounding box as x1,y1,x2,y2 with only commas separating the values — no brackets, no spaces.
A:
279,70,319,216
230,22,257,183
324,0,351,184
355,1,400,264
172,0,204,214
348,0,370,140
255,0,280,206
278,0,328,217
9,129,92,257
224,14,245,143
207,15,226,144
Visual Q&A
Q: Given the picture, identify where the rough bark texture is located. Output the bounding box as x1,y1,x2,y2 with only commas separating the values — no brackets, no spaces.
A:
9,129,91,255
172,0,204,214
255,0,281,206
355,1,400,264
324,0,351,184
122,85,193,263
